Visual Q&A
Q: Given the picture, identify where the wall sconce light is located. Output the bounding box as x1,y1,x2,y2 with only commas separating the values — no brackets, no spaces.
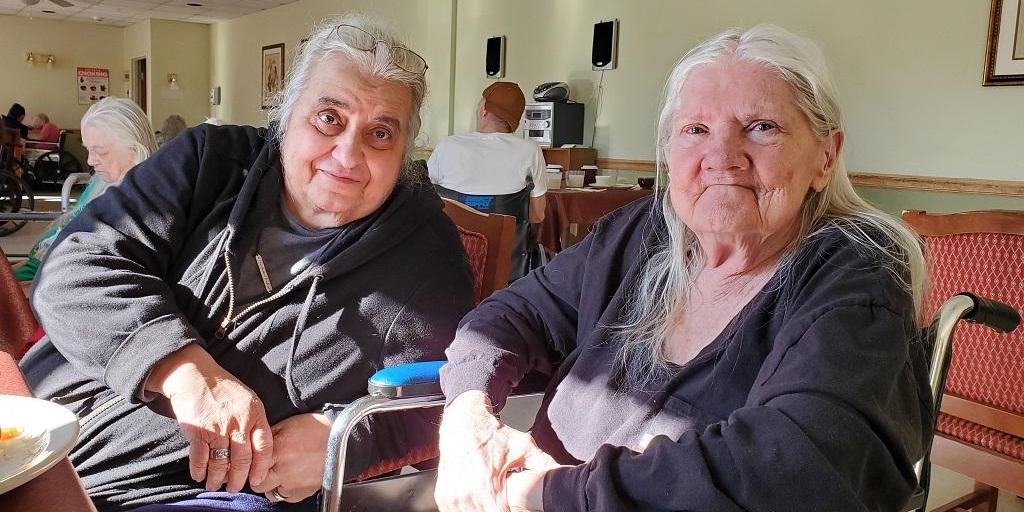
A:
167,73,181,91
25,52,56,69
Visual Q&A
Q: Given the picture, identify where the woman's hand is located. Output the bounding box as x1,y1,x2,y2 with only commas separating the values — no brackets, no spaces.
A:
251,413,331,503
503,468,550,512
434,391,558,512
145,344,274,493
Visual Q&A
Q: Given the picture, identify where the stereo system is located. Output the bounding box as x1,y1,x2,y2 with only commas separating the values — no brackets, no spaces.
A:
522,102,585,148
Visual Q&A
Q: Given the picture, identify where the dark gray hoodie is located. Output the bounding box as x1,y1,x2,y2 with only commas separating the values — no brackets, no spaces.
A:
21,124,474,510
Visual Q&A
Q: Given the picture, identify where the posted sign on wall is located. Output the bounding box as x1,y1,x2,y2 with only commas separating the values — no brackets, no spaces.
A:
77,67,110,105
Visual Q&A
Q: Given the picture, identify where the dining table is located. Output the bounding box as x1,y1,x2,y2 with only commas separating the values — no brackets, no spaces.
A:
1,247,96,512
537,187,654,252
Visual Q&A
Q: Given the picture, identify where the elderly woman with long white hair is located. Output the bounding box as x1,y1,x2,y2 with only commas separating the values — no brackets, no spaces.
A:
21,14,473,511
14,97,157,282
435,25,930,512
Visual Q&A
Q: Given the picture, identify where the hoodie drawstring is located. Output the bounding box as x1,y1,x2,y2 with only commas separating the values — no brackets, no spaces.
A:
284,275,321,408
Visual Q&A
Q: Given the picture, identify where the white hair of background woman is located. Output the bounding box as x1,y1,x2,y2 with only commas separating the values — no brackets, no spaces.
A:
267,13,427,170
37,97,157,260
81,97,158,168
614,24,927,389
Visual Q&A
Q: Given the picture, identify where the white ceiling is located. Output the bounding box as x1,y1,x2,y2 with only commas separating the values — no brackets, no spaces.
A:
0,0,302,27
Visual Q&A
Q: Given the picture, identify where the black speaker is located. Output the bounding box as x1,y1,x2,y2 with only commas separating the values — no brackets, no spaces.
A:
592,19,618,71
485,35,506,79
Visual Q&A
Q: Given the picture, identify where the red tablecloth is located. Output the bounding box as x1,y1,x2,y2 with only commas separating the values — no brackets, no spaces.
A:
538,188,654,252
1,247,95,512
0,353,96,512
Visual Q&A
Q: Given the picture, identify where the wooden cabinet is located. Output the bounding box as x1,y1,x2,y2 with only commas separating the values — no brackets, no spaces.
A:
542,147,596,170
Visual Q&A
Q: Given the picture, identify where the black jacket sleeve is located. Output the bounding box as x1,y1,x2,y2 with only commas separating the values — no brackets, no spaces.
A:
543,265,929,511
328,214,475,481
440,224,595,410
31,127,222,401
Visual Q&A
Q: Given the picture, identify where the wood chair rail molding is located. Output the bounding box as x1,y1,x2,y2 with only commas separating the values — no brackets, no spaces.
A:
414,148,1024,197
594,158,1024,198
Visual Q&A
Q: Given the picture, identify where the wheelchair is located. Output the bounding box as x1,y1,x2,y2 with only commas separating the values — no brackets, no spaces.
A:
319,292,1021,512
20,131,84,188
0,128,36,236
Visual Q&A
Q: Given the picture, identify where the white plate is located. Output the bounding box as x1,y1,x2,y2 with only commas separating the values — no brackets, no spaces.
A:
0,395,79,495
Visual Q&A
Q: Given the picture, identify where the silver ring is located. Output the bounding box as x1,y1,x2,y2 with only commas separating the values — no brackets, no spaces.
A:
270,488,288,501
210,448,230,460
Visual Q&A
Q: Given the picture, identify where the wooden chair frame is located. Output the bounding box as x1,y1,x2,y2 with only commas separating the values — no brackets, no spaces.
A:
442,198,516,301
902,209,1024,510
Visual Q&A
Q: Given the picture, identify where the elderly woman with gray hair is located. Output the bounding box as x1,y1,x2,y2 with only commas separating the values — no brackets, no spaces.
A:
14,97,157,282
436,25,931,512
20,14,473,512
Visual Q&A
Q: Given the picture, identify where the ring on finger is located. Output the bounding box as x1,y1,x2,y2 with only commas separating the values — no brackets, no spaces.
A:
270,488,289,502
210,448,231,461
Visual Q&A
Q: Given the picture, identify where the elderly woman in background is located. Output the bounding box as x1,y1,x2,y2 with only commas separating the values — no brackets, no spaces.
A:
27,112,60,142
21,14,473,512
436,25,931,512
158,114,188,146
14,97,157,282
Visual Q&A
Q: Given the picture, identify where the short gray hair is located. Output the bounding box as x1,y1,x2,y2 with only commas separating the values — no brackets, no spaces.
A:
160,114,188,142
80,97,157,166
615,24,926,389
268,14,427,167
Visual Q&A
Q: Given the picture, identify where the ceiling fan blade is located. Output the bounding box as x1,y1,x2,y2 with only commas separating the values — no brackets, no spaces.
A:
49,0,74,7
21,0,42,6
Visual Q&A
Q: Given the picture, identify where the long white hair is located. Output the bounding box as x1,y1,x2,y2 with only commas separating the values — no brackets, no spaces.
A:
35,97,156,262
613,24,926,389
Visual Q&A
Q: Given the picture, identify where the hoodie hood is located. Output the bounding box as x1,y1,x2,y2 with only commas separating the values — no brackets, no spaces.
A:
225,140,446,283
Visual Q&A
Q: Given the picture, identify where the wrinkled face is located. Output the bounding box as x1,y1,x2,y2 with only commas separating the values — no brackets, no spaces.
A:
82,124,137,183
280,54,413,229
666,57,840,242
31,115,45,129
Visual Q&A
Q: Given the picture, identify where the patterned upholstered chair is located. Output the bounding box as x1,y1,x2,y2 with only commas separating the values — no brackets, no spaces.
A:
441,197,516,304
903,209,1024,511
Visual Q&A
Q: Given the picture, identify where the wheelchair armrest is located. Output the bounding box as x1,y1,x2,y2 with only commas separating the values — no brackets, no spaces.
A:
60,173,92,213
367,360,445,399
322,362,448,512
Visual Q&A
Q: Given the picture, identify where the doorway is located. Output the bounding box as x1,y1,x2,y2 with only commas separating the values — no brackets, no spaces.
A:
132,57,147,113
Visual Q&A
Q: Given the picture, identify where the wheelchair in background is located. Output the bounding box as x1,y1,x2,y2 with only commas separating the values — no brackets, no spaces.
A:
320,292,1021,512
20,130,84,188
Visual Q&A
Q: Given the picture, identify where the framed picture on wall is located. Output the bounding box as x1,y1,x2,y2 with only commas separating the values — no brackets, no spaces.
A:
261,43,285,109
983,0,1024,85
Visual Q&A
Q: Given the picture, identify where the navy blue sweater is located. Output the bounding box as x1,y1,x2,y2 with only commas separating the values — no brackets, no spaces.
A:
441,196,931,512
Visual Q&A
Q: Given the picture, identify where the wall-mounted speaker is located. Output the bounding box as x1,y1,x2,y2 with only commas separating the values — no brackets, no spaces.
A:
485,35,506,79
592,19,619,71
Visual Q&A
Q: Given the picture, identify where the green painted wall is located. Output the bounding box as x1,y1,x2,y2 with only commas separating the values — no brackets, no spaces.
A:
857,187,1024,216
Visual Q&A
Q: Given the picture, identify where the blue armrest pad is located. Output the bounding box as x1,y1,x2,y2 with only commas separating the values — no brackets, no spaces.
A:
367,361,446,399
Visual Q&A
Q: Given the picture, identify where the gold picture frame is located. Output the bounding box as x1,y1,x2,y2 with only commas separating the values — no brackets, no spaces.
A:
261,43,285,109
983,0,1024,85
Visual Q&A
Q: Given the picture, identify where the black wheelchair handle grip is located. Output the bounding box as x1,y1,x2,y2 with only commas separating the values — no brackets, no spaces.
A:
962,292,1021,334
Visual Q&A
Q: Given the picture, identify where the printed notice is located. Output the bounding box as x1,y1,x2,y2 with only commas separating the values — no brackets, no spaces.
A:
77,67,110,105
